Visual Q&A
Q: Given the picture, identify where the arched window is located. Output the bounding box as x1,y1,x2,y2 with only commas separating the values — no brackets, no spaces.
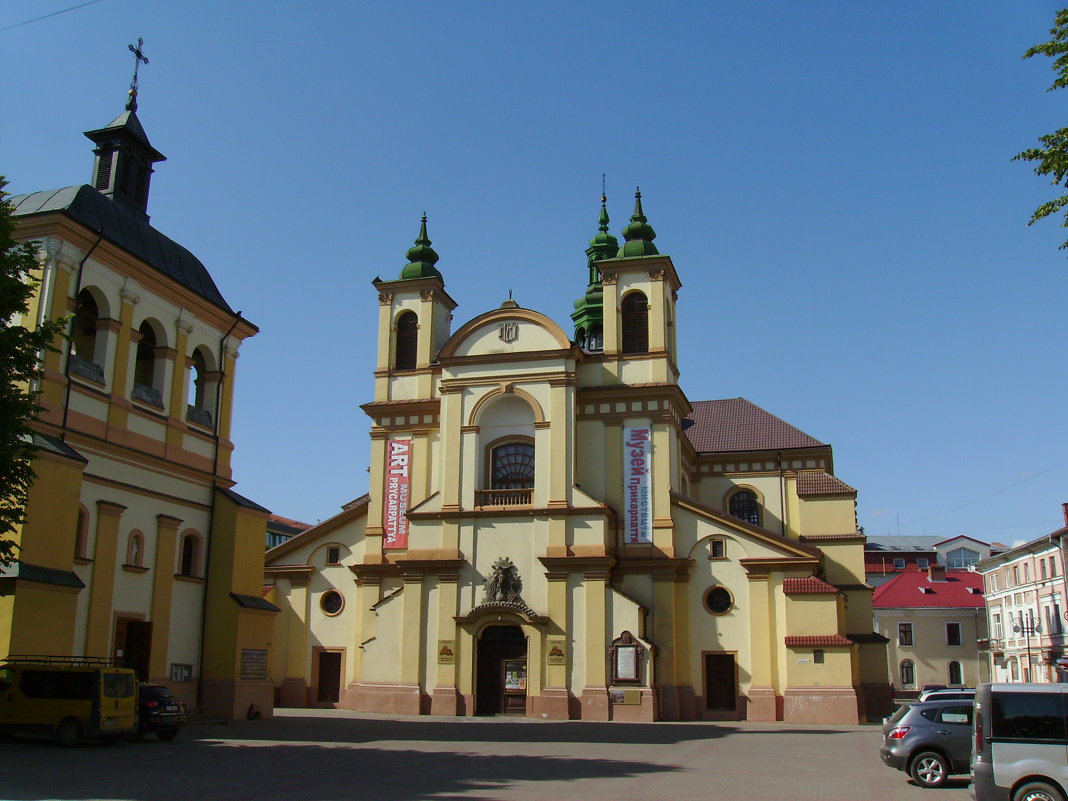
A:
620,291,648,354
948,661,963,686
132,321,164,407
394,312,418,371
587,324,603,351
728,489,761,526
126,530,144,567
186,347,216,428
900,660,915,687
71,290,99,364
179,532,201,577
481,440,535,506
491,442,535,490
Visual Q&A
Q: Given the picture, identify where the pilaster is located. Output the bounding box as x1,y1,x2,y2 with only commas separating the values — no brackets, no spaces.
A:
85,500,125,657
148,514,181,682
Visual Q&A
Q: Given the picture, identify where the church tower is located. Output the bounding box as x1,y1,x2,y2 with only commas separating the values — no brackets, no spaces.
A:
597,190,681,386
570,193,617,351
371,216,457,403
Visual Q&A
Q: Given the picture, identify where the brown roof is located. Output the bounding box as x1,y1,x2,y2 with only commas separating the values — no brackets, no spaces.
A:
783,577,839,595
799,532,865,542
784,635,853,647
796,472,856,497
685,398,825,453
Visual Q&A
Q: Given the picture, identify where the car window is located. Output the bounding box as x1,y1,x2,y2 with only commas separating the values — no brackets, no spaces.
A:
992,692,1067,741
103,672,134,699
919,707,939,722
938,704,972,725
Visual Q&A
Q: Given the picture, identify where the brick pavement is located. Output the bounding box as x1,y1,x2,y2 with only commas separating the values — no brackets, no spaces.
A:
0,709,972,801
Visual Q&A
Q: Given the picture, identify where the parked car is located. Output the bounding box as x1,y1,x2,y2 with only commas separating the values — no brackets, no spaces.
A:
133,683,184,741
918,687,976,703
880,698,975,788
971,682,1068,801
0,655,137,746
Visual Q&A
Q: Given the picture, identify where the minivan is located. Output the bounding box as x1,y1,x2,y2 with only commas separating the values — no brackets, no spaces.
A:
971,682,1068,801
0,656,138,746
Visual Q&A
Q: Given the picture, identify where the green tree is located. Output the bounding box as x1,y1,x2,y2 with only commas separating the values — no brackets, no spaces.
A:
0,178,67,565
1015,8,1068,251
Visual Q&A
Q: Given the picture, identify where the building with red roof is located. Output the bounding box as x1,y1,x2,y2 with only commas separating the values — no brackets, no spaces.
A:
873,566,987,695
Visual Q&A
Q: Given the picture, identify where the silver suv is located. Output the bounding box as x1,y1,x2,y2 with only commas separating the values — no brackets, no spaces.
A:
971,683,1068,801
881,699,975,788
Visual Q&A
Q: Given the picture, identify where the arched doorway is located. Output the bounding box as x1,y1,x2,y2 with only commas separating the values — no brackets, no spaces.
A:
476,625,527,715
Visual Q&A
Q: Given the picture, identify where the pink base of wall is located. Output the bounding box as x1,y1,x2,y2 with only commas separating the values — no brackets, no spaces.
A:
201,679,274,720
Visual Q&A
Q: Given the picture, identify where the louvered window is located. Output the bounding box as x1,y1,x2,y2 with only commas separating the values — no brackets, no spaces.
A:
94,151,113,190
394,312,418,370
491,442,535,490
620,292,648,354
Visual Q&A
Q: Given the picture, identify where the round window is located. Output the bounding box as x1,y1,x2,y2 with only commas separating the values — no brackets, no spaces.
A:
320,590,344,616
704,586,733,615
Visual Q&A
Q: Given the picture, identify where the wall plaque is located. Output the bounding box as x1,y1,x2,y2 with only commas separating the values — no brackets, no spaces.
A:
437,640,455,665
546,637,566,666
240,648,268,680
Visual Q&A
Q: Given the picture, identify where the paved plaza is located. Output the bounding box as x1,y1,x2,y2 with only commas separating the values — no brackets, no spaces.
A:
1,709,972,801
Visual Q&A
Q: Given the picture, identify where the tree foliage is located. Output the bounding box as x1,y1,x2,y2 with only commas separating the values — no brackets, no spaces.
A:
0,178,67,565
1015,9,1068,251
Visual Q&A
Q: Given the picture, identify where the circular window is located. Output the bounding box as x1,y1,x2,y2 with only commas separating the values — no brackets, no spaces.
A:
320,590,344,616
704,586,733,616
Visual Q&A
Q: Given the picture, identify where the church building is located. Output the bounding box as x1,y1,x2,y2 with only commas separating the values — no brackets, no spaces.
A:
266,191,891,722
2,72,277,719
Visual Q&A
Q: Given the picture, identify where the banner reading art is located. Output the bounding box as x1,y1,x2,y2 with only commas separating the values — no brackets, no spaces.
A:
622,423,652,544
383,437,412,549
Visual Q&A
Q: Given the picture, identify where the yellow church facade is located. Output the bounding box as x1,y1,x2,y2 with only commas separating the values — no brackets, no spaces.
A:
266,195,891,723
2,89,277,719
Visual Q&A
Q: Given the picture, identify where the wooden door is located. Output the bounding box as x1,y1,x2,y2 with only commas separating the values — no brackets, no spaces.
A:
317,652,341,703
705,653,737,711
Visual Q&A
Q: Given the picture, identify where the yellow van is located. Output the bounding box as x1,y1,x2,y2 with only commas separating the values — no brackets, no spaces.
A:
0,656,137,745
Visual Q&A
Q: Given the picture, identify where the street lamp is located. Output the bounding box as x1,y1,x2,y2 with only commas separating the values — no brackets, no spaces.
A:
1013,611,1043,682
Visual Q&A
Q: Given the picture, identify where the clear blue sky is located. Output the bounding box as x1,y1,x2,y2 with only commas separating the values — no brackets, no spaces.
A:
6,1,1067,545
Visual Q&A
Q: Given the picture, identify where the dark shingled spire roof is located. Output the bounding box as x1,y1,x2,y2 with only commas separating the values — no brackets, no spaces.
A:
685,398,825,453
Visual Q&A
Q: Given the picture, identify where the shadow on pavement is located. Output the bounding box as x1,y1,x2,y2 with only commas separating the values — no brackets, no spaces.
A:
185,714,745,745
0,734,679,801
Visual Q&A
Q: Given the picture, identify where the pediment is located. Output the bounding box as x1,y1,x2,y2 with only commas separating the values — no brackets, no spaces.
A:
438,307,572,360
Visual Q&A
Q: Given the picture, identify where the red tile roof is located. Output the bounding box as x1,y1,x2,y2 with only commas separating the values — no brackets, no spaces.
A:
685,398,825,453
872,570,985,609
783,577,839,595
785,635,853,647
796,472,856,497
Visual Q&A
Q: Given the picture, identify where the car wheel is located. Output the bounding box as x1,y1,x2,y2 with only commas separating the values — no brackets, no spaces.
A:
57,718,82,748
157,729,178,742
1015,781,1067,801
909,750,949,788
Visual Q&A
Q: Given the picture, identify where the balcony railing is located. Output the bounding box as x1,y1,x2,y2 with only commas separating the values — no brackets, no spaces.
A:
475,488,533,507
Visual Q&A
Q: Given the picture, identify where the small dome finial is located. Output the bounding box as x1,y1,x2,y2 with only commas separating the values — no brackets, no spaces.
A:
400,213,442,280
618,186,658,257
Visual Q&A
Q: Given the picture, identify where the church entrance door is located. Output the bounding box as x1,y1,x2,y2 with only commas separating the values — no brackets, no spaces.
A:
704,653,737,712
476,625,527,715
317,652,341,703
114,618,152,681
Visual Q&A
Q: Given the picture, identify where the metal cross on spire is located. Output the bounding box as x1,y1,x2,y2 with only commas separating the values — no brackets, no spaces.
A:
126,37,149,111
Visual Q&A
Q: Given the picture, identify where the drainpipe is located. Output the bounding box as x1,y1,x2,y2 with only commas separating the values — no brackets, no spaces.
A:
777,451,787,536
195,312,242,715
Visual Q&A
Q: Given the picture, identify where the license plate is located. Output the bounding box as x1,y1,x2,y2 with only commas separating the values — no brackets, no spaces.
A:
102,719,116,727
165,705,178,711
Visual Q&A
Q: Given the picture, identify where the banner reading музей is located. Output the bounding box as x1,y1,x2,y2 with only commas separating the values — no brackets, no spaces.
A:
623,423,652,544
383,437,412,549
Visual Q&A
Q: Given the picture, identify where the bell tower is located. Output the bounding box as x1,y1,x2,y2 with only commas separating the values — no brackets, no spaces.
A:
371,215,457,402
598,189,682,386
